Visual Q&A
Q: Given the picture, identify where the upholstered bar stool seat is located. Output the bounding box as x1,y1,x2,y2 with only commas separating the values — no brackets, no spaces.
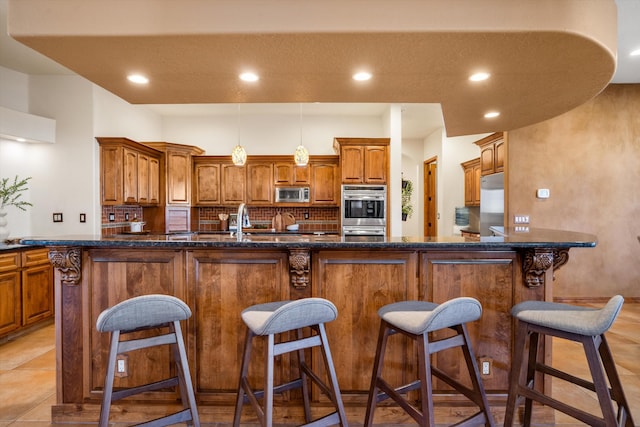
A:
233,298,348,427
96,294,199,427
364,297,494,427
504,295,634,427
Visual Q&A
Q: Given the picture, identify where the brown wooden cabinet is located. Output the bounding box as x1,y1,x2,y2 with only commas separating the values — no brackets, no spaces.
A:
475,132,505,176
143,142,205,205
310,157,339,205
334,137,390,184
247,162,274,205
274,162,310,185
221,163,247,205
0,248,53,340
192,157,221,206
461,158,481,207
97,137,163,206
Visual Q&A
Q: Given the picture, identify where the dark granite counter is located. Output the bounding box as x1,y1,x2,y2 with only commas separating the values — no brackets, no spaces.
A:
20,227,596,250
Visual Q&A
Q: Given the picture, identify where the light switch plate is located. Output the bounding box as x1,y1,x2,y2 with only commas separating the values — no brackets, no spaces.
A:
537,188,550,199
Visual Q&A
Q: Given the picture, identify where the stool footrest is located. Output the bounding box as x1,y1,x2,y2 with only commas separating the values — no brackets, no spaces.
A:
111,377,180,402
301,411,341,427
134,408,194,427
518,385,608,427
536,362,598,392
243,378,304,402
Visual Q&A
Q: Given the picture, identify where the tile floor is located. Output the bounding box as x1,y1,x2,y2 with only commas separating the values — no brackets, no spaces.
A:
1,303,638,426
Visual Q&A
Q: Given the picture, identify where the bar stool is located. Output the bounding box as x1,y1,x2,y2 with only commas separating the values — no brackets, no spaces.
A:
364,297,494,427
233,298,348,427
504,295,634,427
96,294,199,427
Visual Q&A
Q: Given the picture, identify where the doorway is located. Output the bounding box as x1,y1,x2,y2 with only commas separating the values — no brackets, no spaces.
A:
423,158,437,237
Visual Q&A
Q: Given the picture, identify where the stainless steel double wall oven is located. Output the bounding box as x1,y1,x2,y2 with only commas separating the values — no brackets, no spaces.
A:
341,184,387,236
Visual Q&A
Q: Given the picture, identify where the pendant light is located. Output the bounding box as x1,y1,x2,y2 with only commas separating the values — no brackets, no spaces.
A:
294,103,309,166
231,104,247,166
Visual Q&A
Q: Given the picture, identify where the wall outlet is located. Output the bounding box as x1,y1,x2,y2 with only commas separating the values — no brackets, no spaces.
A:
479,357,493,378
304,212,309,220
115,354,129,378
514,215,530,224
537,188,550,199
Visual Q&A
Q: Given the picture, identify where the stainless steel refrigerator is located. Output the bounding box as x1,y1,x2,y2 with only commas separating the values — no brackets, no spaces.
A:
480,172,504,235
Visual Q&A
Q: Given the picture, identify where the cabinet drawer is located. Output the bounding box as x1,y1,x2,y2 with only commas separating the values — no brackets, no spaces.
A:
0,252,20,272
21,248,51,267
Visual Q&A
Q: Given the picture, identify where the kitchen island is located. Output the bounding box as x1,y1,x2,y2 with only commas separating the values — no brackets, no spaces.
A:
21,228,596,425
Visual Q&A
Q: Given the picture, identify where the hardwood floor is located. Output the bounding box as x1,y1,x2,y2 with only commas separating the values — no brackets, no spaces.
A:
1,303,638,427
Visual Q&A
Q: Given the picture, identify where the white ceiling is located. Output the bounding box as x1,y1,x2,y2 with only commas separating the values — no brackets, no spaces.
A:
1,0,637,139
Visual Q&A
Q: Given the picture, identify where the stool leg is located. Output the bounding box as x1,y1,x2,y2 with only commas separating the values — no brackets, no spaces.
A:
172,321,200,427
522,330,540,427
583,334,619,427
317,323,348,426
417,331,435,427
98,330,120,427
233,328,255,427
457,324,495,426
264,333,276,427
364,320,391,427
598,335,635,427
504,320,529,427
296,328,312,424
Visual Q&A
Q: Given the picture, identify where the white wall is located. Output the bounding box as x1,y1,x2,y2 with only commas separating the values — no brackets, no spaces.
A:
161,113,384,156
401,138,424,236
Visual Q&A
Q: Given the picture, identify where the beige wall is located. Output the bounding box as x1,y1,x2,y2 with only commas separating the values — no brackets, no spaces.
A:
508,84,640,300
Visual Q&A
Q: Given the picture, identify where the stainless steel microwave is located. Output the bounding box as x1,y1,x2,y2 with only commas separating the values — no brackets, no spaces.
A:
275,187,310,203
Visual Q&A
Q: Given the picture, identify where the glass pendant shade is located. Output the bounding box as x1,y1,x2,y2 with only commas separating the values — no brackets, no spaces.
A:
231,144,247,166
294,144,309,166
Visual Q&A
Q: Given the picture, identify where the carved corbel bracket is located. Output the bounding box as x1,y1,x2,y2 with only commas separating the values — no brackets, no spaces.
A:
288,249,310,290
48,247,82,285
522,248,570,288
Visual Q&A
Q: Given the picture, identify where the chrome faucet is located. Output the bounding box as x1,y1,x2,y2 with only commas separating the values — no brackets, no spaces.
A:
236,203,247,241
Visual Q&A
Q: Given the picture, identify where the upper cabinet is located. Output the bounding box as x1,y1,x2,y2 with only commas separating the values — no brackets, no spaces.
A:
334,137,390,184
247,162,274,205
475,132,504,176
310,157,339,205
461,158,481,207
142,142,204,205
192,158,221,206
274,162,310,186
97,137,163,206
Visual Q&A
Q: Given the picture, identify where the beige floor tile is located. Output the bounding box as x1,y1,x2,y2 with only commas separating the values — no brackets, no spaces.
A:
0,369,55,421
15,349,56,372
16,394,56,422
0,325,55,371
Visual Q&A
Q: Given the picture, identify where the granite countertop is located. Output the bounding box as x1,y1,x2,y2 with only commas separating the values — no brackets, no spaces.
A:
19,228,597,250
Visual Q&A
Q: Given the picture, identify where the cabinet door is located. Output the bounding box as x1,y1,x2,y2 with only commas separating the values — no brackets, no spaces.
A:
340,146,364,183
0,271,21,336
421,251,515,392
274,163,293,185
193,162,221,206
473,163,481,204
149,156,161,205
479,145,495,175
494,140,505,173
247,163,273,204
292,164,310,184
21,263,53,326
364,145,388,184
464,167,474,206
188,250,290,398
137,153,150,204
123,148,138,203
221,164,246,205
311,163,338,205
313,251,418,393
166,151,191,205
101,145,123,205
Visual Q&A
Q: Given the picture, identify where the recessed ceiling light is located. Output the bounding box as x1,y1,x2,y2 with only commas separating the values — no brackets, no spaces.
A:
127,74,149,84
469,72,490,82
239,72,259,82
630,48,640,57
484,111,500,118
353,72,372,81
16,137,26,142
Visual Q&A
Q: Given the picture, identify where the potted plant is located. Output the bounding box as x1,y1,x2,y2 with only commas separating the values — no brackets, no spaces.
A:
401,178,413,221
0,175,33,241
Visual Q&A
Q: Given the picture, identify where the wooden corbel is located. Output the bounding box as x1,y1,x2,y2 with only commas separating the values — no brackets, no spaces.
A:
48,246,82,285
522,248,570,288
288,249,310,290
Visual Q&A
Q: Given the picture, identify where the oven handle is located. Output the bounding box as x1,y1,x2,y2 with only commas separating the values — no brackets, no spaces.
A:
343,195,385,200
343,229,386,236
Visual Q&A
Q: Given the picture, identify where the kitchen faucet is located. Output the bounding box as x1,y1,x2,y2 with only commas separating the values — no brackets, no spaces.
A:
236,203,247,242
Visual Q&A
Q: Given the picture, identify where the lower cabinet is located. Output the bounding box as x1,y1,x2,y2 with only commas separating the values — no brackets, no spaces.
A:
0,248,53,339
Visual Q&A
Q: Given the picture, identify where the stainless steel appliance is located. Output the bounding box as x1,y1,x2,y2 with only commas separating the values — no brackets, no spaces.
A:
341,184,386,236
275,187,310,203
480,172,504,235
